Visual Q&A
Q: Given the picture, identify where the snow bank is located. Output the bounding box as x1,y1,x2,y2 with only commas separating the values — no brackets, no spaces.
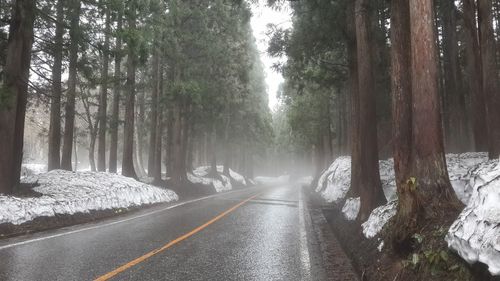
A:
317,153,487,206
189,166,248,191
21,163,47,178
362,200,398,238
318,153,489,239
446,160,500,276
187,173,232,193
342,197,360,221
254,175,290,186
0,170,178,225
316,157,351,203
446,153,489,204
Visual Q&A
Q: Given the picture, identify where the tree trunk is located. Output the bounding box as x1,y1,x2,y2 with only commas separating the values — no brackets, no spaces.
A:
209,123,217,177
148,45,160,177
389,0,419,253
478,0,500,158
392,0,462,252
166,108,174,175
61,0,81,171
153,109,163,184
0,0,35,194
441,0,469,152
136,90,146,174
223,110,231,176
121,5,137,179
47,0,64,171
97,7,111,172
463,0,488,152
171,102,185,186
82,95,98,172
109,6,123,173
354,0,386,221
347,0,362,201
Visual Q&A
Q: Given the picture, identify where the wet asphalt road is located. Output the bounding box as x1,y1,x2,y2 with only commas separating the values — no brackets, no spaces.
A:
0,183,330,281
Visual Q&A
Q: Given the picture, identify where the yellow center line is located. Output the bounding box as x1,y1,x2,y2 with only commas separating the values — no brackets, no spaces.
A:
94,192,264,281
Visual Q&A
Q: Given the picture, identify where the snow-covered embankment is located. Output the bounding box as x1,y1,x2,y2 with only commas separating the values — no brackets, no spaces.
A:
0,170,178,225
187,166,250,192
315,152,500,275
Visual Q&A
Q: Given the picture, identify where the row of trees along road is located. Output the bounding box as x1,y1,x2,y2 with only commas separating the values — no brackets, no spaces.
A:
0,0,273,194
269,0,499,253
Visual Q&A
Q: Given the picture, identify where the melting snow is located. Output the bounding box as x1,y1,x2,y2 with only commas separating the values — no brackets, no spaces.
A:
187,165,250,193
317,153,490,241
362,200,398,238
446,160,500,276
0,170,178,225
21,163,47,178
342,197,360,221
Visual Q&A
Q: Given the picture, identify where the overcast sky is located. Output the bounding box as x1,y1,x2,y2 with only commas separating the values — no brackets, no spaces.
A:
250,2,292,111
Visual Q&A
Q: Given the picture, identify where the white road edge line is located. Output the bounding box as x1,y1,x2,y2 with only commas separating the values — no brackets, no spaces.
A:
0,187,258,251
299,186,312,281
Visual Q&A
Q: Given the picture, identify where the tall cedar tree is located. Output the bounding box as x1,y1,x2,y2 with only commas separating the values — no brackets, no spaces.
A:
441,0,468,152
47,0,64,171
61,0,81,170
390,0,462,251
0,0,36,194
463,0,488,152
478,0,500,159
97,6,111,172
122,1,138,178
109,5,123,173
353,0,386,221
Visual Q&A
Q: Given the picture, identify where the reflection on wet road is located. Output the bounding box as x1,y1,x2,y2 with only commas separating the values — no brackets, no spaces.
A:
0,184,329,281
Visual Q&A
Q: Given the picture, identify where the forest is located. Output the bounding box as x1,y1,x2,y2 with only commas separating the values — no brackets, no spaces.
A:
0,0,499,280
0,0,274,195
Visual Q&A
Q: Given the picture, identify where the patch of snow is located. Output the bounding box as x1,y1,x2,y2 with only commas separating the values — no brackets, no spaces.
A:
192,166,247,186
342,197,360,221
378,159,397,201
446,153,489,204
254,175,290,186
446,160,500,276
362,200,398,239
378,240,385,252
21,163,47,178
317,153,487,206
0,170,178,225
317,157,351,203
187,173,232,193
318,153,488,239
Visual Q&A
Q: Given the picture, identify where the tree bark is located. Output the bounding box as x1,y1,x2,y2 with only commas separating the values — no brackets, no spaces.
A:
393,0,462,251
152,109,163,184
209,122,217,177
441,0,469,152
109,6,123,173
97,7,111,172
61,0,81,171
148,45,160,177
389,0,418,253
0,0,35,194
463,0,488,152
354,0,386,221
82,95,98,172
347,0,361,201
121,4,137,178
478,0,500,158
47,0,64,171
166,108,174,175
